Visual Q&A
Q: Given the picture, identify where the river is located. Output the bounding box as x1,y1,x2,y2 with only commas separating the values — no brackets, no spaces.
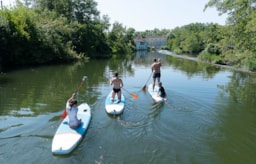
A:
0,51,256,164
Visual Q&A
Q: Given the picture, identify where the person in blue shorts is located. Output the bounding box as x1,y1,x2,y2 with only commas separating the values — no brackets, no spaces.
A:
151,58,161,91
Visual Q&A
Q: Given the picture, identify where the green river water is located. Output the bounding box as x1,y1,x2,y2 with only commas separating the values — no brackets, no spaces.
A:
0,51,256,164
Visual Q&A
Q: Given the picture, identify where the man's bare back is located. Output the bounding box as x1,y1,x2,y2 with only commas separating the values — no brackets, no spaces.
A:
110,77,123,89
151,62,161,73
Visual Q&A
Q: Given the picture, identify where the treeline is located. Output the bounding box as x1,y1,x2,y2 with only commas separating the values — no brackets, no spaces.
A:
1,0,256,72
166,0,256,72
0,0,136,69
166,23,225,62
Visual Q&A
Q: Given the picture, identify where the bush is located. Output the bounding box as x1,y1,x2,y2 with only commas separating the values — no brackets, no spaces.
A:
198,43,223,64
205,43,221,55
241,50,256,72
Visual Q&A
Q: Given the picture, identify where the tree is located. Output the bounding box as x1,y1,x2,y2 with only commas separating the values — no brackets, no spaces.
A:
205,0,256,70
72,0,99,23
34,0,99,23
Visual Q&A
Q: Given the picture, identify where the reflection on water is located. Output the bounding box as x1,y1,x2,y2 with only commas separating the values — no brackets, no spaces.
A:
0,51,256,163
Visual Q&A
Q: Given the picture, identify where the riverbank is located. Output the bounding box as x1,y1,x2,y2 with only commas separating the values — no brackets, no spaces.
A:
158,50,255,74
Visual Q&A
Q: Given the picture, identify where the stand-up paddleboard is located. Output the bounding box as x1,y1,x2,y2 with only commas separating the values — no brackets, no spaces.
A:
148,84,167,103
105,91,125,115
52,103,91,155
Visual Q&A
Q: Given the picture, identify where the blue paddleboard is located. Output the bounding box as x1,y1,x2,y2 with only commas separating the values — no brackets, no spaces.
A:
105,91,125,115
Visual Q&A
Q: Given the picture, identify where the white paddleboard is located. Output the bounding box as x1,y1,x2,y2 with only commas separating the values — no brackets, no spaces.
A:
148,84,167,103
52,103,91,155
105,91,125,115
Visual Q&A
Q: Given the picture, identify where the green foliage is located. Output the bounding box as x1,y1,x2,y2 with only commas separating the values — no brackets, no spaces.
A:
107,22,135,55
180,33,201,54
70,22,110,58
0,1,129,69
138,28,170,36
35,0,99,23
0,5,39,65
198,51,222,64
0,0,137,69
206,43,221,55
246,58,256,72
0,6,83,67
173,48,183,54
2,0,256,72
205,0,256,71
167,23,223,55
238,50,256,72
41,20,82,60
198,43,222,64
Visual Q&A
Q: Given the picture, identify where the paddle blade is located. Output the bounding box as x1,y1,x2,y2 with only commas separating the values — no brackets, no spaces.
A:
142,85,146,91
60,110,67,119
131,94,139,99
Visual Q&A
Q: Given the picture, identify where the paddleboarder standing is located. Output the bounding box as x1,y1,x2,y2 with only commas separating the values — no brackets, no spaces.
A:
110,72,124,103
151,58,161,91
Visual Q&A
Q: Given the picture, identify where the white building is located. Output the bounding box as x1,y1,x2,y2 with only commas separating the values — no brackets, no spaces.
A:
144,36,167,49
134,36,148,50
134,36,167,50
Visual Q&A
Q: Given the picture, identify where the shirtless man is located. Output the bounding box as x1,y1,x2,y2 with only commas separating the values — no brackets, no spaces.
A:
110,72,123,103
151,58,161,91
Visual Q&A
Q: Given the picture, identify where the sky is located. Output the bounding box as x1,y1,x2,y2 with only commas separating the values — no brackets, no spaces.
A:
95,0,227,31
2,0,227,31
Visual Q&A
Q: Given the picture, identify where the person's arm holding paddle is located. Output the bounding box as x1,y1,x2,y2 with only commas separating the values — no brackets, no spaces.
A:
66,92,76,105
61,93,77,119
66,93,81,129
60,76,87,119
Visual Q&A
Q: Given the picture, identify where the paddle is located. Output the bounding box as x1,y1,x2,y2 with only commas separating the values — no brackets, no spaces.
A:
142,72,152,91
122,87,139,99
60,76,87,119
